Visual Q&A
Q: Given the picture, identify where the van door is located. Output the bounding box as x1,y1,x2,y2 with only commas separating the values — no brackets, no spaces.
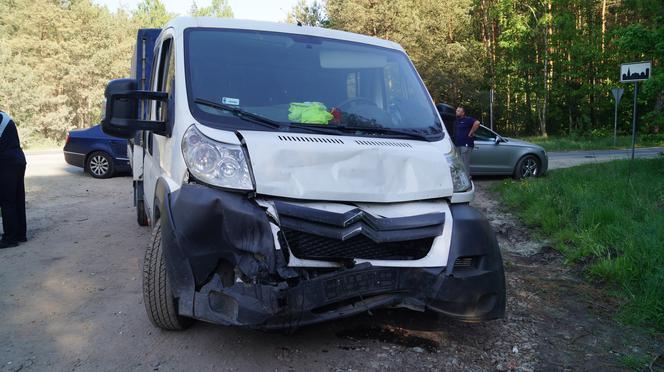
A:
130,31,157,214
143,36,174,221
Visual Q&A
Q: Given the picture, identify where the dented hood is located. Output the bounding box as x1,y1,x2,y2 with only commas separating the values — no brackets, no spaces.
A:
239,131,454,203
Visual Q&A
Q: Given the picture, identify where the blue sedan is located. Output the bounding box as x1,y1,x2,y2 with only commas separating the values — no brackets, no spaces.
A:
63,124,131,178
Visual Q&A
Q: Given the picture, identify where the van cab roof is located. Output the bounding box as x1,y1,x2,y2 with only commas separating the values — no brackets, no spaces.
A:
164,17,405,52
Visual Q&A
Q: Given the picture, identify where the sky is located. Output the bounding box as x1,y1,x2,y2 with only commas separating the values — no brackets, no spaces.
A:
92,0,310,22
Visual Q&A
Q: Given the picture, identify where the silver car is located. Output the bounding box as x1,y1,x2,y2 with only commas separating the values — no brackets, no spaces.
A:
469,125,548,179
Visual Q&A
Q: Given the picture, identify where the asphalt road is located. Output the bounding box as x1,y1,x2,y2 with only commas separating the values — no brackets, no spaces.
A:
547,146,663,169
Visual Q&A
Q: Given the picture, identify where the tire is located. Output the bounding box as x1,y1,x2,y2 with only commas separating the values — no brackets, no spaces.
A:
86,151,114,179
136,199,149,227
513,154,541,180
143,220,193,331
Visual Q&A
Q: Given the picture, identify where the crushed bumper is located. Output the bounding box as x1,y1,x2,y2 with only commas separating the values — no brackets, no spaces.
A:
161,184,505,330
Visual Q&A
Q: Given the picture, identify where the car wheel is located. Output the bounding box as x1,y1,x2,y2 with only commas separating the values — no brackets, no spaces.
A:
143,220,194,331
513,155,540,180
86,151,114,179
136,199,149,227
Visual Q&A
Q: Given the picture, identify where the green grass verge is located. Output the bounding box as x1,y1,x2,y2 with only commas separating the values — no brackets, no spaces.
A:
22,135,64,152
619,354,652,371
522,133,664,152
494,157,664,332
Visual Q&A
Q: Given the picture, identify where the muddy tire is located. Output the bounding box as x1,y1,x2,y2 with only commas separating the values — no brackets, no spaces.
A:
136,199,149,227
143,220,193,331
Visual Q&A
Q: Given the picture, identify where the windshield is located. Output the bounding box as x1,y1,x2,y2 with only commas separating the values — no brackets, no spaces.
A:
184,28,442,140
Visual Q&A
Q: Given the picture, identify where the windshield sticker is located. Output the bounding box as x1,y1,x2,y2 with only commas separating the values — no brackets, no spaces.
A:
222,97,240,106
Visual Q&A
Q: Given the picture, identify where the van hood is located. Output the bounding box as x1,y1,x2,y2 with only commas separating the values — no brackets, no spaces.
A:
239,130,454,203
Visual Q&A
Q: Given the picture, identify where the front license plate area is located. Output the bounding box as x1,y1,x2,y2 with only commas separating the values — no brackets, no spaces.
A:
323,269,398,301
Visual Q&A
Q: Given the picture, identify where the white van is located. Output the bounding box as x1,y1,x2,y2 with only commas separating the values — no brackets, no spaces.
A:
102,17,505,331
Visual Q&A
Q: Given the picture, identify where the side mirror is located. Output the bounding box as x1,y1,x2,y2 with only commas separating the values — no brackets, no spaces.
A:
494,136,503,144
101,78,168,139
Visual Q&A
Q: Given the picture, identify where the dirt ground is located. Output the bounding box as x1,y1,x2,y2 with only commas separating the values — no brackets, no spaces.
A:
1,152,662,372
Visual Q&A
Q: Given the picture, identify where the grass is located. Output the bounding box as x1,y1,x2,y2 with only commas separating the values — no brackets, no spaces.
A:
619,354,652,371
21,137,64,153
522,133,664,152
495,156,664,332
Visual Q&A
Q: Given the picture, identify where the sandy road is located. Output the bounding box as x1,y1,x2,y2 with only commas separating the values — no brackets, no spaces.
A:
1,152,661,372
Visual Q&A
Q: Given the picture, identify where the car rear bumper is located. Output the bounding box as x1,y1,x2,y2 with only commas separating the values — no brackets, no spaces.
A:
160,184,505,330
63,151,85,168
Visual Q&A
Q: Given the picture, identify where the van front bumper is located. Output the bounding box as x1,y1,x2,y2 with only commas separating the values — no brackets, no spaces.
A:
160,184,505,330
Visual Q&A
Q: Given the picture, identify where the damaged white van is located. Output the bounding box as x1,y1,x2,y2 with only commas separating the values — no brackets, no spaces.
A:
102,17,505,330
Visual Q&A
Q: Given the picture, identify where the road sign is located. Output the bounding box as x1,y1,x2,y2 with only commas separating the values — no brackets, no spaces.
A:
611,88,624,146
620,61,651,170
619,61,651,173
611,88,624,102
620,61,652,82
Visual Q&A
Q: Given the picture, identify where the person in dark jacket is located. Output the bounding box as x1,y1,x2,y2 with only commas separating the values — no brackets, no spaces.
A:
453,106,480,175
0,111,27,249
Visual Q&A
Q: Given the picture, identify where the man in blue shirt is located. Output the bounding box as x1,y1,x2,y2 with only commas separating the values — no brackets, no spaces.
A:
453,107,480,175
0,111,27,249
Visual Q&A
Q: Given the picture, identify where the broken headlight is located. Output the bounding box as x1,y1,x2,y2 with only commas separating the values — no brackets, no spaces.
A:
181,125,254,190
445,148,472,192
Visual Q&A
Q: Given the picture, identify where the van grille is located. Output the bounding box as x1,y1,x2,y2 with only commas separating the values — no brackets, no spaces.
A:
281,228,433,261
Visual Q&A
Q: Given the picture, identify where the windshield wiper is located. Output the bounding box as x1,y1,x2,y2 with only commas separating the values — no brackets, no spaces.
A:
334,125,438,141
424,125,445,139
194,98,337,135
194,98,441,140
287,122,346,135
194,98,282,129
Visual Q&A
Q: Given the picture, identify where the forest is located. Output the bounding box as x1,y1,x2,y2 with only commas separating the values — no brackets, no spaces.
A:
0,0,662,146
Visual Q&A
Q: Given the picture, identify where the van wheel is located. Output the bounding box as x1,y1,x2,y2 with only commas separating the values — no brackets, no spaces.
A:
136,199,149,226
143,220,193,331
513,155,540,180
86,151,114,178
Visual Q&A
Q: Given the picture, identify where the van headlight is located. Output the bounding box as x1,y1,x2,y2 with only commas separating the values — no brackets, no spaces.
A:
181,125,254,190
445,148,472,192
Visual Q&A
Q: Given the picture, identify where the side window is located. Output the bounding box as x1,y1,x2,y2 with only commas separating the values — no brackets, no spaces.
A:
146,37,173,155
155,38,173,122
474,127,495,141
147,46,160,121
164,41,175,95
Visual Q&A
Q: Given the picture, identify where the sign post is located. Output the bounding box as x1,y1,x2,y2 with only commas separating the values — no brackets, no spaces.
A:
620,61,651,162
630,82,638,161
489,88,494,131
611,88,623,146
